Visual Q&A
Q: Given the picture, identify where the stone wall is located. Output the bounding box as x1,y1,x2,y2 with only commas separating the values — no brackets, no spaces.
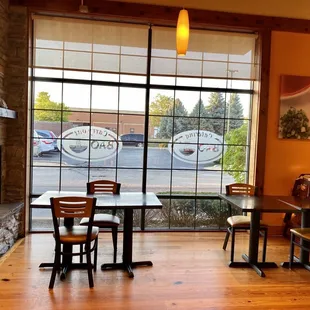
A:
0,2,27,255
3,6,27,203
0,0,8,100
0,0,9,201
0,202,24,255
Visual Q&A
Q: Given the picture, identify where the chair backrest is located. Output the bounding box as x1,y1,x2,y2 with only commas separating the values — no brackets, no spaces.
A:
87,180,121,195
50,196,97,242
226,183,256,196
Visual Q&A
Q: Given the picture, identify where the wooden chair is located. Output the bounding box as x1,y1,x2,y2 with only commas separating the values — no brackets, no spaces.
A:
222,183,268,263
289,228,310,269
49,196,99,289
80,180,121,264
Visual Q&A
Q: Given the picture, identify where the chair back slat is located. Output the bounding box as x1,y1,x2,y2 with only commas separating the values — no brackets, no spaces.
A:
51,196,95,219
87,180,121,195
226,183,256,196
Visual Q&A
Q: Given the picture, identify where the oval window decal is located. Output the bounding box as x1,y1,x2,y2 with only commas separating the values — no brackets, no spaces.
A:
168,130,224,164
58,126,122,162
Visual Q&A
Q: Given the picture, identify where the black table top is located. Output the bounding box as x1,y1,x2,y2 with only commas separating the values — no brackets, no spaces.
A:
31,191,163,210
219,194,298,213
277,196,310,211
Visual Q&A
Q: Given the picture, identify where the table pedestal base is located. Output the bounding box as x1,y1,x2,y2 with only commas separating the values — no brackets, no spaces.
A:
281,255,310,271
228,254,278,277
101,260,153,278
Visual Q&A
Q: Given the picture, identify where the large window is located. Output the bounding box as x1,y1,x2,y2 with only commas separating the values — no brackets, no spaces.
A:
29,17,258,231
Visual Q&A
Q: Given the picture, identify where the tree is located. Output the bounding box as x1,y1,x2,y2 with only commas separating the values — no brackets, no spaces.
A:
149,94,174,128
157,99,188,138
205,92,226,136
227,93,244,130
34,92,71,122
189,99,214,132
222,123,248,182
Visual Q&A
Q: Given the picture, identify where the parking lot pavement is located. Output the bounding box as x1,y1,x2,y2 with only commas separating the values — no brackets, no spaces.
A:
33,147,219,170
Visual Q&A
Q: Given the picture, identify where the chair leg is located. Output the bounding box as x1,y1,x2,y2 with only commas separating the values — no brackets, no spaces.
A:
230,228,235,263
49,244,61,289
80,244,83,263
262,228,268,263
112,227,118,263
289,233,295,269
223,229,230,250
93,237,98,272
86,244,94,288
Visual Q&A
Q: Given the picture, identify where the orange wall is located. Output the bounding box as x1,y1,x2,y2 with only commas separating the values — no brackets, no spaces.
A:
264,31,310,228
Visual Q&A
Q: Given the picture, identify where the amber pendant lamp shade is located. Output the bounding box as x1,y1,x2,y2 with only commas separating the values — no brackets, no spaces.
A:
176,9,189,56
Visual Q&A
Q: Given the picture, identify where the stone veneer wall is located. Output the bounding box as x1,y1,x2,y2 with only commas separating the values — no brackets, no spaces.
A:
0,202,24,255
0,0,8,202
4,5,27,203
0,2,27,255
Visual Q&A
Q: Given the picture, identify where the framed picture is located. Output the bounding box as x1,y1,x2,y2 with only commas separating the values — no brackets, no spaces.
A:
279,75,310,139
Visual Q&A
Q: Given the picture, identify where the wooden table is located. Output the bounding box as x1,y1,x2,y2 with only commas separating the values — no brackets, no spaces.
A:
277,196,310,271
31,191,163,278
219,194,297,277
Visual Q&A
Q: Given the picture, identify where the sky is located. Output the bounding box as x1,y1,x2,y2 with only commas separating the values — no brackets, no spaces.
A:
34,71,251,118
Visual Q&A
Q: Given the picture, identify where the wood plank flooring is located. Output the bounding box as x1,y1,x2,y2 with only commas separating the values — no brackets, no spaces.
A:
1,232,310,310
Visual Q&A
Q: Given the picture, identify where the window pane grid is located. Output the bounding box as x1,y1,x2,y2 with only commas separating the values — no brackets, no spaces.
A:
30,16,257,231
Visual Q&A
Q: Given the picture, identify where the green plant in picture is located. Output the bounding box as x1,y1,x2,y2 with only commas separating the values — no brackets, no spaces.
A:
34,92,71,122
280,107,310,139
223,123,247,183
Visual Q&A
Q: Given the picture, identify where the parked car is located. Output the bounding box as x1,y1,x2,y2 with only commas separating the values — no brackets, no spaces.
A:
120,133,144,147
35,129,59,151
33,130,40,157
33,130,55,157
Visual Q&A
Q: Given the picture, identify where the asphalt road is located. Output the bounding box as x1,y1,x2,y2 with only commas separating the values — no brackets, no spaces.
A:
32,146,234,194
34,146,214,169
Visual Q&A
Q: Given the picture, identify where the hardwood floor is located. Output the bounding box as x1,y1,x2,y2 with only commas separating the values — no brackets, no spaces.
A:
1,232,310,309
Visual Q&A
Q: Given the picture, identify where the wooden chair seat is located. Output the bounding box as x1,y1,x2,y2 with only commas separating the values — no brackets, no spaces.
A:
290,228,310,241
227,215,267,227
289,227,310,269
80,214,120,227
57,226,99,243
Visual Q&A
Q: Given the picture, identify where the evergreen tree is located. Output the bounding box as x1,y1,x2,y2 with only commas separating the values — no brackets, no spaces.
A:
189,99,214,132
227,93,244,130
174,99,189,135
157,99,188,138
205,92,226,136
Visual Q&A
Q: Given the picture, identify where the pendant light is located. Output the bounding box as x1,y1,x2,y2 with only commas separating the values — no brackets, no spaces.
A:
176,8,189,56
